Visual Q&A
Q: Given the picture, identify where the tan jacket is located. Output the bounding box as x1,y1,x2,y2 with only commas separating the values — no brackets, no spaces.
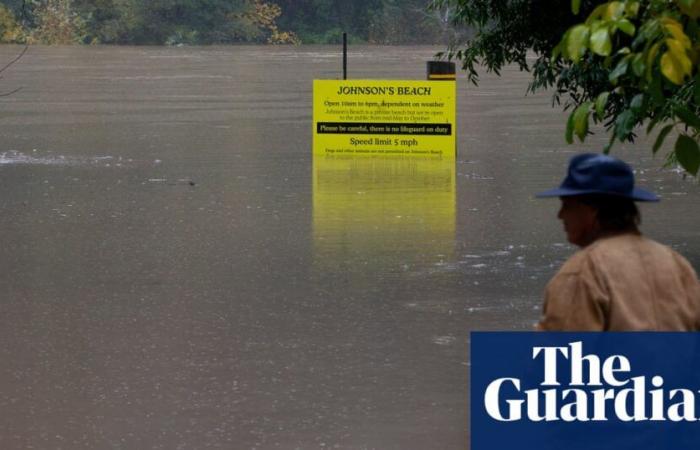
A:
538,233,700,331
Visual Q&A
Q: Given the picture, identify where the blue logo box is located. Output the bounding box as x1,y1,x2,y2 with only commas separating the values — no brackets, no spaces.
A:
471,333,700,450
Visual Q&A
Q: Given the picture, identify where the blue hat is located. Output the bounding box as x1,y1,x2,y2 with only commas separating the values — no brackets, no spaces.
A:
536,153,659,202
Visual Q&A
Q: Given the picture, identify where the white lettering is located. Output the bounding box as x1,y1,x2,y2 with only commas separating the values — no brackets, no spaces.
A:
650,375,666,421
602,355,631,387
591,388,616,421
570,341,601,386
613,376,647,421
560,389,589,422
484,378,523,421
668,389,697,421
525,388,559,421
533,346,569,386
482,342,700,423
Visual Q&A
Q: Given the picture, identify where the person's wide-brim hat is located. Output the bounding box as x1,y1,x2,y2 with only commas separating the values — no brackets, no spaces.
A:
536,153,659,202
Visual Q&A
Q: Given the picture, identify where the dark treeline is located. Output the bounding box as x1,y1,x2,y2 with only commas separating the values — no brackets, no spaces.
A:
0,0,464,45
273,0,457,44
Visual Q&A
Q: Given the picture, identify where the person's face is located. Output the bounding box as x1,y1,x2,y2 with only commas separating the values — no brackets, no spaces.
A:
557,197,599,247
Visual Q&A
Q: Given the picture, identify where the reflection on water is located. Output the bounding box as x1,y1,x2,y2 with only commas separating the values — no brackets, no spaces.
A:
313,155,455,271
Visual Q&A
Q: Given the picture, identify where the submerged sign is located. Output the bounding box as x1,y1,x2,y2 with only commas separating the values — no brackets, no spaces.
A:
472,333,700,450
312,156,456,271
313,80,456,158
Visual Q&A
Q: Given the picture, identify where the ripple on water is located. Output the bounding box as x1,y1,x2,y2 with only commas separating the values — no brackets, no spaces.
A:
0,150,73,166
0,150,159,168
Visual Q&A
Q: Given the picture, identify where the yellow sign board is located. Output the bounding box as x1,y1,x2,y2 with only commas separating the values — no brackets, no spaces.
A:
313,155,456,271
313,80,456,158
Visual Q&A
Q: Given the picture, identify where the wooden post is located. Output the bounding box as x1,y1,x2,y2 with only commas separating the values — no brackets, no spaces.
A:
342,33,347,80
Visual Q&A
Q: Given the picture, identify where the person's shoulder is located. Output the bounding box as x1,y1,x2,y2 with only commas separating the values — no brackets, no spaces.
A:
641,237,699,280
570,233,641,273
590,233,696,272
555,248,589,276
587,232,657,256
660,241,699,275
608,233,681,258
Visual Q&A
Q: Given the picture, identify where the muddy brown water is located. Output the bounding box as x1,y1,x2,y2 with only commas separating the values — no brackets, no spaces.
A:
0,45,697,449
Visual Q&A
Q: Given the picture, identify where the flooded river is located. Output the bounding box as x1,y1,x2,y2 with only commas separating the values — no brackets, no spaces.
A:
0,45,698,449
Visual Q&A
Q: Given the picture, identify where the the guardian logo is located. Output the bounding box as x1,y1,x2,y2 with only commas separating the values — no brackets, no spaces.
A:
484,341,700,423
472,333,700,450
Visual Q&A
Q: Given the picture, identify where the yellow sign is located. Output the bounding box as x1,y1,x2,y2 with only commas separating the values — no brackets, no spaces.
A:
313,155,456,272
313,80,456,158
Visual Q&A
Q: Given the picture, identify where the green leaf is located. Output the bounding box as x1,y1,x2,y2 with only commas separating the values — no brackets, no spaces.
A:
586,4,608,25
590,28,612,56
616,19,636,36
664,149,679,168
603,133,616,154
631,53,645,76
566,110,575,144
572,0,581,15
694,73,700,104
573,102,593,141
595,92,609,120
689,19,700,44
617,47,631,55
625,1,640,17
567,25,590,61
614,109,636,140
675,106,700,131
649,73,665,106
605,2,625,21
646,42,661,82
630,94,644,113
609,56,630,83
675,134,700,175
552,42,562,60
653,124,674,154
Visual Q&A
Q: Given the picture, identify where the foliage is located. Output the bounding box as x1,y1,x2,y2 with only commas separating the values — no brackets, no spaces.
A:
27,0,88,44
243,0,299,44
430,0,586,82
0,0,301,45
0,0,462,45
273,0,384,43
558,0,700,175
70,0,141,44
433,0,700,176
274,0,460,44
0,3,23,42
369,0,464,44
137,0,253,45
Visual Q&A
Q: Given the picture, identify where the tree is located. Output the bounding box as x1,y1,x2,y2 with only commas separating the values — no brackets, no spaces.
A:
27,0,88,44
103,0,297,45
431,0,700,175
0,3,24,42
135,0,247,44
274,0,384,43
71,0,143,44
559,0,700,175
239,0,299,44
368,0,465,44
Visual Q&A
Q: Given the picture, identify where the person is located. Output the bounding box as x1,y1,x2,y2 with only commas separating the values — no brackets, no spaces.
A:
535,153,700,331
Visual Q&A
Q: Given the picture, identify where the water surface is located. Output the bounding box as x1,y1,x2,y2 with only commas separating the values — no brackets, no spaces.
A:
0,45,697,449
